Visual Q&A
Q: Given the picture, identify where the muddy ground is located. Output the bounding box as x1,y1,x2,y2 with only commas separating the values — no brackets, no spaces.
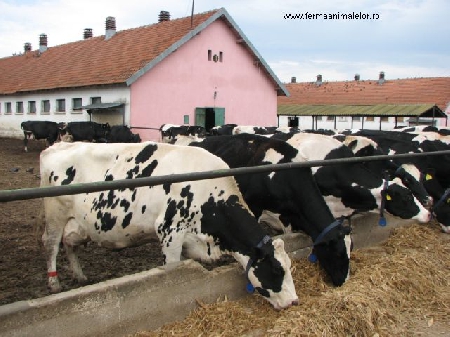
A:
0,138,168,305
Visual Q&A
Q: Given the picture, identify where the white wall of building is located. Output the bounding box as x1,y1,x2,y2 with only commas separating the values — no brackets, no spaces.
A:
0,87,130,138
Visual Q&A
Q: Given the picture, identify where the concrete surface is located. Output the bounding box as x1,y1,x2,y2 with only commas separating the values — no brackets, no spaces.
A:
0,213,415,337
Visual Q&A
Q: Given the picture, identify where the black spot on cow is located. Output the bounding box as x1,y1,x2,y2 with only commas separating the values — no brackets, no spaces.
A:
141,205,146,214
122,212,133,229
135,144,158,164
120,199,131,213
97,211,117,231
159,199,177,237
126,165,140,179
49,171,59,183
105,174,114,181
163,183,171,194
126,157,133,162
136,160,158,178
61,166,76,185
131,190,137,202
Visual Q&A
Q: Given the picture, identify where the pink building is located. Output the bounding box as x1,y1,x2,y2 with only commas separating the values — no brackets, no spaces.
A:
0,8,288,141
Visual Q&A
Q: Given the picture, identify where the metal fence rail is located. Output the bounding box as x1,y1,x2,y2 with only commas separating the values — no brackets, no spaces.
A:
1,150,449,203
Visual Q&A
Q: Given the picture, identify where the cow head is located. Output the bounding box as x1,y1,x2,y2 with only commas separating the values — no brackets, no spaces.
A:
310,221,352,286
383,177,431,223
246,238,299,310
394,164,433,208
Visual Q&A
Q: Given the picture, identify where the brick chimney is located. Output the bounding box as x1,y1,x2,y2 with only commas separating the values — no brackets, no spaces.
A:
158,11,170,22
291,76,297,83
105,16,116,40
316,74,322,86
39,34,48,53
24,42,32,53
378,71,385,85
354,74,360,81
83,28,93,39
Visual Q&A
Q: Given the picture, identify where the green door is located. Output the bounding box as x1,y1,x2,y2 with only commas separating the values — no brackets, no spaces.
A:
195,107,225,129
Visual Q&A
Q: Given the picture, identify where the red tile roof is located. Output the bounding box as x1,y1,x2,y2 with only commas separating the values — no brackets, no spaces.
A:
0,10,220,94
279,77,450,111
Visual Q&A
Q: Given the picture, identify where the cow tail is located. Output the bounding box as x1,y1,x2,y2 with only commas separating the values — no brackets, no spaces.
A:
34,200,45,249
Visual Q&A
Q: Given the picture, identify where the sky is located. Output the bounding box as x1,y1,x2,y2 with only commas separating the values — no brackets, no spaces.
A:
1,0,449,83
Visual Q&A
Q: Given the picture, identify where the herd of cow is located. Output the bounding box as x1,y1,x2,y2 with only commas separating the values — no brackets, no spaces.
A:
21,120,450,310
20,120,141,151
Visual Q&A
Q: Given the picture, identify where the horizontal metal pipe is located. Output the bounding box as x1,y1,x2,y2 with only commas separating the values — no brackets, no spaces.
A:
1,150,449,203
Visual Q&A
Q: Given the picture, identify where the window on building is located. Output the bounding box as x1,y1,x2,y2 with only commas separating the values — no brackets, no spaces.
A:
16,101,24,114
28,101,36,114
208,49,212,61
183,115,189,124
365,116,374,122
316,116,323,121
352,116,361,121
56,99,66,113
338,116,347,121
397,117,404,122
219,51,223,62
380,116,389,122
91,96,101,104
326,116,334,121
5,102,12,114
72,98,82,111
42,100,50,114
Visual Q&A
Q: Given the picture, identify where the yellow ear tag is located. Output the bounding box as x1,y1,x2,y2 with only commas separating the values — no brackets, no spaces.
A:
386,194,392,201
447,198,450,204
426,174,432,180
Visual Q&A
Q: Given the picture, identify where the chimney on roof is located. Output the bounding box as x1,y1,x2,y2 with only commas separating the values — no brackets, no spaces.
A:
24,42,32,53
378,71,385,85
291,76,297,83
354,74,360,81
105,16,116,40
83,28,93,39
158,10,170,22
39,34,48,53
316,74,322,86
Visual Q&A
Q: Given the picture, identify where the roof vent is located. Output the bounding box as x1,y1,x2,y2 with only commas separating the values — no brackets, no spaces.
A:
291,76,297,83
105,16,116,40
83,28,93,39
24,42,32,53
354,74,360,81
158,11,170,22
39,34,48,53
316,74,322,86
378,71,385,85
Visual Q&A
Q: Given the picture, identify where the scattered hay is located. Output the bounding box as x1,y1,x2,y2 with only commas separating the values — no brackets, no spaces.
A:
136,223,450,337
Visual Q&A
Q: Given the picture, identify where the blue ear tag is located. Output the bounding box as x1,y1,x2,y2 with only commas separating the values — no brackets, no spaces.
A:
308,253,318,263
378,217,387,226
246,282,255,293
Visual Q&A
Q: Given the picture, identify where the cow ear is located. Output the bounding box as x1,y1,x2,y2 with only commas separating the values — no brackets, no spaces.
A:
273,238,284,252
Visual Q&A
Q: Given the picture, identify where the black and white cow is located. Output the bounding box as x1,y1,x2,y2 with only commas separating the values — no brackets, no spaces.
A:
422,169,450,233
344,129,450,189
336,134,433,208
188,134,353,287
160,124,207,142
209,124,238,136
62,121,111,142
270,132,431,223
40,142,298,310
232,125,279,135
107,125,141,143
20,120,60,152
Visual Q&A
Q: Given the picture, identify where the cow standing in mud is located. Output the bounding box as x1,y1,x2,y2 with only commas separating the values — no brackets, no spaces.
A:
39,142,298,310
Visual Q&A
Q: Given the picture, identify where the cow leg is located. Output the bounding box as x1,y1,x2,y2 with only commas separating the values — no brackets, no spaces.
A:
23,134,28,152
62,219,89,284
157,221,185,264
42,226,63,293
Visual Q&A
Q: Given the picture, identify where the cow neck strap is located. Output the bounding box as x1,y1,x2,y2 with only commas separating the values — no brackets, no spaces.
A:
308,218,343,263
245,235,272,293
379,178,389,226
433,188,450,213
313,218,343,246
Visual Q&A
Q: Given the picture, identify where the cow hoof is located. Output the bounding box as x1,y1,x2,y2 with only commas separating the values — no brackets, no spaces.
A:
48,280,62,293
